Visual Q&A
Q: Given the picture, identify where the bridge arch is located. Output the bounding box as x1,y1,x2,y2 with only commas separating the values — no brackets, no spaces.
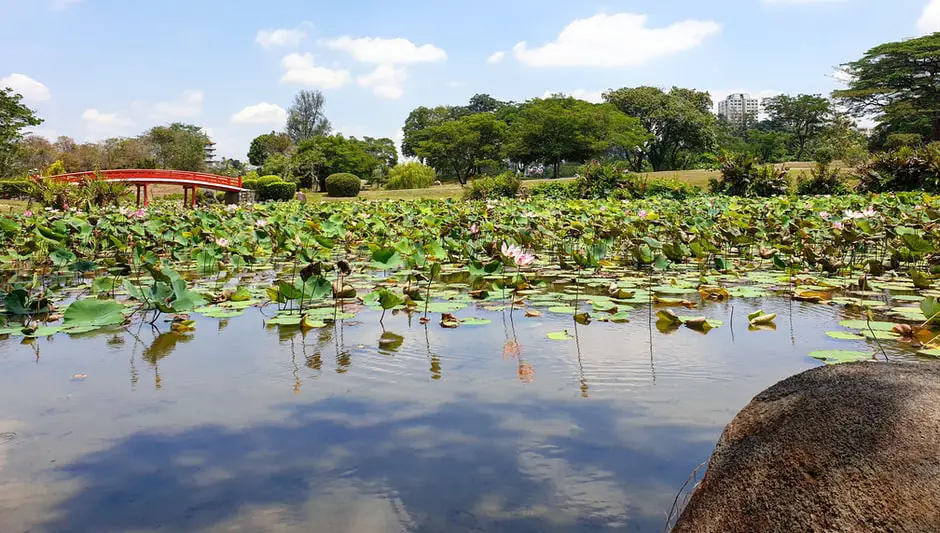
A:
47,169,247,207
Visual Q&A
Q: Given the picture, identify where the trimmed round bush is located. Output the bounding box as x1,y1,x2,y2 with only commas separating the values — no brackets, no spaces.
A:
260,181,296,202
258,175,282,187
386,162,436,190
325,173,361,197
463,172,523,200
242,178,260,191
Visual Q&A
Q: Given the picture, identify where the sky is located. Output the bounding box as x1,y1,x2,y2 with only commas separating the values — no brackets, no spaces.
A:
1,0,939,160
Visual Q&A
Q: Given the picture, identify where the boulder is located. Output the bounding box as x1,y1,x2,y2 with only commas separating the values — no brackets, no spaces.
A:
673,362,940,533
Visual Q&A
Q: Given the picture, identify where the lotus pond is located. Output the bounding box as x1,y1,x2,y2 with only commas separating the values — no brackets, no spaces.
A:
1,194,939,532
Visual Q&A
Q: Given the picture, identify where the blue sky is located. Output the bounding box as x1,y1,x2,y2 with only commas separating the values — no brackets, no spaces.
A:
2,0,938,160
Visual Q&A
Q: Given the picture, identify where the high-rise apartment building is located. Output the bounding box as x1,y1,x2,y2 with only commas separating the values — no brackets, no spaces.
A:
717,93,760,126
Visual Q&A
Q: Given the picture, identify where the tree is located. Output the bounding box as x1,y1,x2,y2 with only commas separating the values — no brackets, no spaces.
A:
247,131,292,166
16,135,56,172
506,96,645,178
145,123,209,171
286,90,331,143
359,136,398,173
0,87,43,178
834,33,940,143
603,86,716,171
414,112,508,184
298,135,377,191
764,94,831,160
401,105,453,158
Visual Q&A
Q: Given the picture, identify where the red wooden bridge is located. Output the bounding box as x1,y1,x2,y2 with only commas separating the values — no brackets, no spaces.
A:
48,169,246,207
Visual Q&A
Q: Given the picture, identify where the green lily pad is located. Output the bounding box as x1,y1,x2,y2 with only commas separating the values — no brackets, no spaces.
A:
548,306,578,314
546,331,573,341
266,316,303,326
919,348,940,358
63,299,126,327
426,301,468,313
460,318,492,326
809,350,873,365
826,331,866,340
838,320,898,332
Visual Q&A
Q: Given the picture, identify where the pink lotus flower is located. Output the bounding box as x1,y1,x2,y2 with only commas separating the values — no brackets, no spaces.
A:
62,203,69,211
514,251,536,267
470,223,479,235
23,210,32,217
131,208,147,219
833,221,844,230
502,242,521,259
819,211,830,219
216,237,229,248
638,209,648,219
255,219,269,228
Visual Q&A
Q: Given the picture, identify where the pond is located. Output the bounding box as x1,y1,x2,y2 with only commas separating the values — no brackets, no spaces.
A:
0,194,938,531
0,267,933,533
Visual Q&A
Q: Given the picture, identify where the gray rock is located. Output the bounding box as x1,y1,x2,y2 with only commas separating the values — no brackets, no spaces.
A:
673,362,940,533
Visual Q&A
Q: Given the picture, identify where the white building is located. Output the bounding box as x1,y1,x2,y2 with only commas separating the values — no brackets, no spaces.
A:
717,94,760,126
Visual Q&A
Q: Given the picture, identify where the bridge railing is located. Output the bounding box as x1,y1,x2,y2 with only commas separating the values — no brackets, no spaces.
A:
48,169,243,190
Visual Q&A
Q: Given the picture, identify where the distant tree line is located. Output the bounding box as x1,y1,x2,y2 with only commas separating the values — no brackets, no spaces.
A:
2,32,939,188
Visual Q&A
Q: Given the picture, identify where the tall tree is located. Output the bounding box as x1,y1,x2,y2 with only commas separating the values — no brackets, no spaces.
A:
297,135,377,191
506,96,644,178
603,86,716,171
145,123,209,171
0,87,43,178
248,131,292,166
359,136,398,173
834,33,940,143
763,94,831,160
401,105,453,158
414,112,508,184
286,90,332,143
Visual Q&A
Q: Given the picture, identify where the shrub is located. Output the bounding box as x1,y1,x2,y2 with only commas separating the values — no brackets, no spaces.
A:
463,172,523,200
885,133,924,150
244,170,260,181
796,162,849,195
528,180,579,199
857,144,940,193
45,160,67,177
710,152,790,197
258,175,282,187
0,180,31,199
386,162,436,190
242,178,260,191
644,177,701,200
325,173,361,197
576,161,643,199
260,181,296,202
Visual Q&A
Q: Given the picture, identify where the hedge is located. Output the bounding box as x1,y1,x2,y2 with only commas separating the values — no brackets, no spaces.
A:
242,178,261,191
0,180,31,199
260,181,296,202
258,175,282,187
325,173,361,197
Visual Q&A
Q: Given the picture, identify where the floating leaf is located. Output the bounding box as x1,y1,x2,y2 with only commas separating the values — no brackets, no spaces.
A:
826,331,865,340
63,299,125,327
547,331,573,341
460,318,492,326
809,350,873,365
838,320,898,332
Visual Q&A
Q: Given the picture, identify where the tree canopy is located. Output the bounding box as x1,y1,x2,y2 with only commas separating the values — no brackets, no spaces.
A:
763,94,832,160
603,86,716,171
248,131,292,166
834,32,940,142
1,88,43,178
286,90,332,143
414,112,508,184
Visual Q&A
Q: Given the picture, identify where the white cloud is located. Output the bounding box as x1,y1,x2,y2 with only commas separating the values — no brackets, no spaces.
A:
919,0,940,34
51,0,81,10
543,89,604,103
255,28,307,48
82,108,130,126
280,53,352,89
230,102,287,124
487,51,506,64
144,90,204,119
0,73,52,102
358,65,407,100
512,13,721,68
327,36,447,65
82,108,133,139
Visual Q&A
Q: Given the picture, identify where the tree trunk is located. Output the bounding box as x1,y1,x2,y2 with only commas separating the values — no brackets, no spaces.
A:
933,113,940,143
553,161,560,179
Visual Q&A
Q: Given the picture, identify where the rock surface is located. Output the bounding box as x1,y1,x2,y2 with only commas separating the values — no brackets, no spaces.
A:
673,362,940,533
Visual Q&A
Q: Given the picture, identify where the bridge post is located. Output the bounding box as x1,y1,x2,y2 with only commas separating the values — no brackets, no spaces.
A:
191,185,198,207
135,185,141,207
183,187,188,207
143,184,149,207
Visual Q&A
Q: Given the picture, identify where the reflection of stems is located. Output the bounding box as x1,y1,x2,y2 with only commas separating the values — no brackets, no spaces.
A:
573,320,588,398
424,277,432,319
